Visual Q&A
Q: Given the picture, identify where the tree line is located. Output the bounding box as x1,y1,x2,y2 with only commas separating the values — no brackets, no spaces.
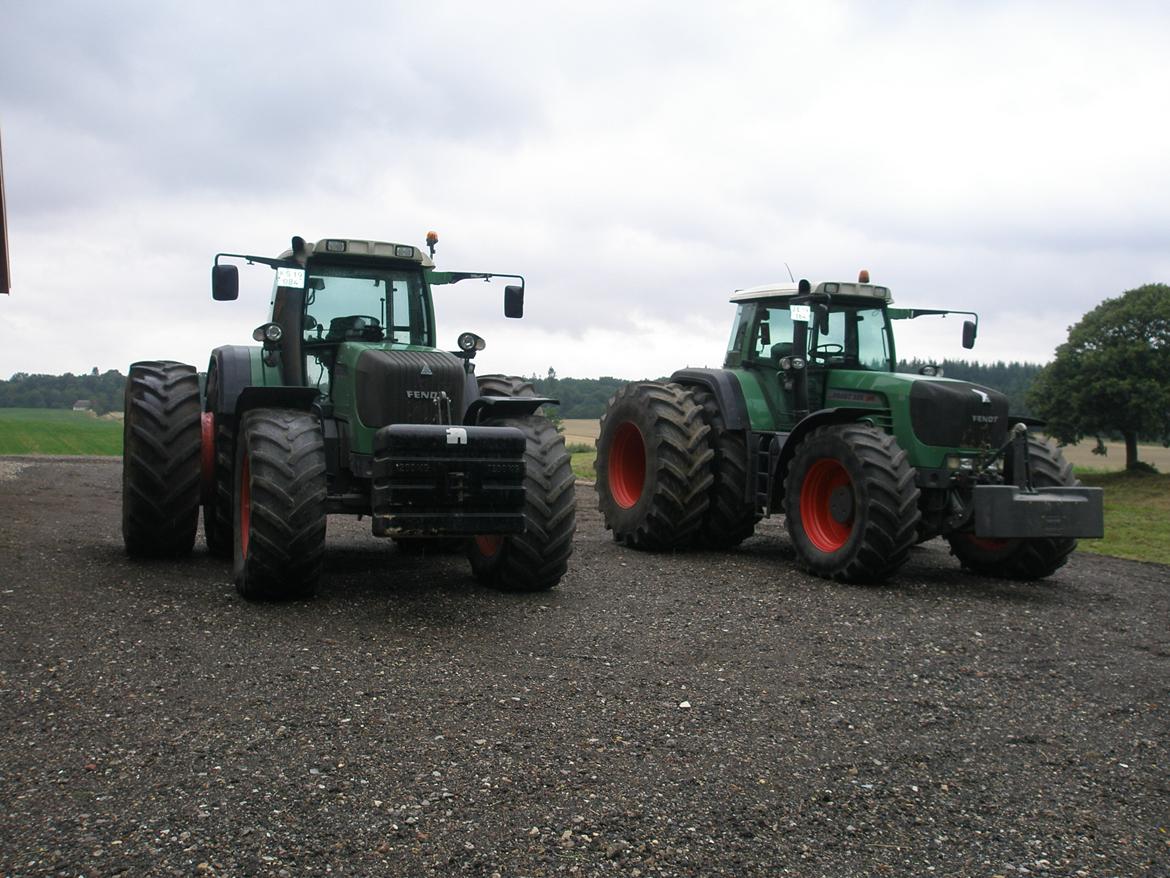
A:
0,369,126,413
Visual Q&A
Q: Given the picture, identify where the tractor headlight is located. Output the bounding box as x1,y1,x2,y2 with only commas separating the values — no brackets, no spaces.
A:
946,455,975,472
252,323,283,343
458,331,486,352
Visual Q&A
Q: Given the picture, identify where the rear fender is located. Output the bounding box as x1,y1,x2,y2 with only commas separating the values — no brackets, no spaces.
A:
670,368,750,430
206,345,256,418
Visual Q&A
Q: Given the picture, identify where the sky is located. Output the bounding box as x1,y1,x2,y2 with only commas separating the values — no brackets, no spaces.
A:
2,0,1169,381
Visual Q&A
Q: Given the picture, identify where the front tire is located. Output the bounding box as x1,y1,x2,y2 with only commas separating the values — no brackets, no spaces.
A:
783,423,920,582
122,361,202,558
595,382,713,549
946,437,1078,580
467,416,576,591
233,409,327,600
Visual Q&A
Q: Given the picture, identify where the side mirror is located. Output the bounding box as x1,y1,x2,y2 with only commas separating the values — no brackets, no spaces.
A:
962,319,977,349
759,322,771,346
504,284,524,319
212,264,239,301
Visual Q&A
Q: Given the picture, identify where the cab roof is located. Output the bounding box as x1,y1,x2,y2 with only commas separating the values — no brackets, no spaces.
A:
730,280,893,304
279,237,435,269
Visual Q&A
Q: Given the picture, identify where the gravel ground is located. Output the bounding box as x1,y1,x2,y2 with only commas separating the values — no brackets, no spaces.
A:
1,457,1167,878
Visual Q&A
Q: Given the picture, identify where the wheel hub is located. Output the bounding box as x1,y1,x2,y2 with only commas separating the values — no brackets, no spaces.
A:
799,457,854,552
829,485,854,524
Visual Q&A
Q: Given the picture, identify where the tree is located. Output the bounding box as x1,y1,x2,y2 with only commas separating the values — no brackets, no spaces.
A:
1029,283,1170,470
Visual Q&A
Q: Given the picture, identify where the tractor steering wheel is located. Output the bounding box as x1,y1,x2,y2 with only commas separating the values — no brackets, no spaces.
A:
809,343,844,363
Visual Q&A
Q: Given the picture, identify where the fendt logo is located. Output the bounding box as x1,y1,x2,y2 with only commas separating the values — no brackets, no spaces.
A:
971,388,991,404
406,390,442,400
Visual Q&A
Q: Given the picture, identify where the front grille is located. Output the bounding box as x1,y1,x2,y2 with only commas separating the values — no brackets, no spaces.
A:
355,350,466,428
909,380,1008,449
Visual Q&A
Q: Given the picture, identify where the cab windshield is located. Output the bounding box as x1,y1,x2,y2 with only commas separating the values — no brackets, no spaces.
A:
810,304,892,371
302,265,432,348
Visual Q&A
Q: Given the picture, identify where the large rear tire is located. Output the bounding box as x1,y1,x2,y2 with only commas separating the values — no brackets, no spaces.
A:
688,387,759,549
466,416,576,591
122,361,202,558
233,409,327,600
477,374,537,398
946,437,1078,580
595,382,713,550
783,423,920,582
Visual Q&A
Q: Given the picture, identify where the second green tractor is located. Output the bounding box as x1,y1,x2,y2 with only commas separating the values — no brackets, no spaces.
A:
595,273,1103,582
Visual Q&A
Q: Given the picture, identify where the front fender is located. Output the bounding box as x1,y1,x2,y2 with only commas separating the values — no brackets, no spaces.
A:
464,396,557,424
234,386,321,420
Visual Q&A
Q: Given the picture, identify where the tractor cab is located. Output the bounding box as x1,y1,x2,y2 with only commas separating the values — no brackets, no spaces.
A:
725,273,977,431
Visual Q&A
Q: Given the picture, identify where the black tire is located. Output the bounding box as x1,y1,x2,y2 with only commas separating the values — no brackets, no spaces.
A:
466,416,576,591
688,387,759,548
201,362,233,558
783,423,920,582
595,382,713,550
477,374,537,398
233,408,327,600
946,437,1078,580
122,361,202,558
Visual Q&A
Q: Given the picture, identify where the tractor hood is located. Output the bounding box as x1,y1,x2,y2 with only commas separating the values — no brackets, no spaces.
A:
907,377,1009,450
825,371,1010,452
348,346,468,429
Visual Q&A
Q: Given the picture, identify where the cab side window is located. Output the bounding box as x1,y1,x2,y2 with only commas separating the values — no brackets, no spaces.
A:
751,306,796,364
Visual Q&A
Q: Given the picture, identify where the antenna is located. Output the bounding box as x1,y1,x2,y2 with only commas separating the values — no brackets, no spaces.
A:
784,262,794,282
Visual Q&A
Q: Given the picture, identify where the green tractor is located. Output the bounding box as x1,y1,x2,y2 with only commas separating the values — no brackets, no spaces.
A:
595,273,1103,582
122,234,575,598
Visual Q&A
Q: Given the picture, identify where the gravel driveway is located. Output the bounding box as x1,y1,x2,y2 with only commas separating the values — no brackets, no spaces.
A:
1,458,1167,877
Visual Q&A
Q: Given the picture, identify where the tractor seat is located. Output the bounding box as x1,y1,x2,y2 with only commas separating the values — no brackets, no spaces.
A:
327,315,384,342
769,342,793,366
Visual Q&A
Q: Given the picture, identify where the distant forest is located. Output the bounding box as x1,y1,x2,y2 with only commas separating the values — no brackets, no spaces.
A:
1,359,1043,420
0,370,126,413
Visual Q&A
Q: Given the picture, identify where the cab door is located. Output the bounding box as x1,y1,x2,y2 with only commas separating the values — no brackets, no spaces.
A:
736,302,801,432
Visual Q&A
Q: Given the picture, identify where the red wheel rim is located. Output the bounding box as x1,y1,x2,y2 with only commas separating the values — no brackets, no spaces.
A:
800,458,854,552
239,454,251,558
608,422,646,509
475,535,503,557
200,412,215,504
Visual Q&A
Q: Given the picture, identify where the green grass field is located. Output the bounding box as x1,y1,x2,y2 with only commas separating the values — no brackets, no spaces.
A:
570,450,596,481
0,409,123,456
1076,470,1170,565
